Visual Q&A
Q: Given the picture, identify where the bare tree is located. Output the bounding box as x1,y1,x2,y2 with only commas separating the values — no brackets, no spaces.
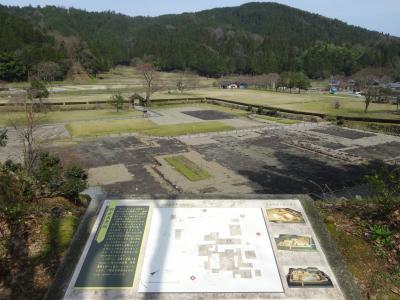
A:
11,101,41,176
36,61,62,82
363,86,380,112
136,63,163,106
176,71,199,93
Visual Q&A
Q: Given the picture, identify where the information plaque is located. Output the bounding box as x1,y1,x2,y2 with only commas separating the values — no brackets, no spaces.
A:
75,203,149,288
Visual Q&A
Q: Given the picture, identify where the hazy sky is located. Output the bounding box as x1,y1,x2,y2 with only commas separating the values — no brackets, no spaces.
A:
1,0,399,36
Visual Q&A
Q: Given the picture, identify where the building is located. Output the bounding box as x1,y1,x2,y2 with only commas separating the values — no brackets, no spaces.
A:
387,82,400,91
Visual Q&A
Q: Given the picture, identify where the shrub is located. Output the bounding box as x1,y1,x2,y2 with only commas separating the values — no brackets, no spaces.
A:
0,165,35,220
60,166,88,200
33,152,62,193
336,116,344,126
365,163,400,214
265,108,278,116
369,224,394,249
3,159,22,173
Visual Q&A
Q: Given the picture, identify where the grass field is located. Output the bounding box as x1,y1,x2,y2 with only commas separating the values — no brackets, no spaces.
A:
165,155,211,181
0,109,142,127
2,66,398,120
176,88,400,120
66,119,154,137
66,119,234,138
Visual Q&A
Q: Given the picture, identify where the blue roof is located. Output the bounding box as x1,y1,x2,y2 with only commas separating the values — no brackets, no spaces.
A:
388,82,400,88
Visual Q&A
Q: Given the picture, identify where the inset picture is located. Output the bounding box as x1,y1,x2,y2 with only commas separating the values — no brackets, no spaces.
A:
286,267,333,287
266,208,305,223
275,234,317,251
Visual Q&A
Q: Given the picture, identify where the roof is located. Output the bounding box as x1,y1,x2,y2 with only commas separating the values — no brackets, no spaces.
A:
388,82,400,89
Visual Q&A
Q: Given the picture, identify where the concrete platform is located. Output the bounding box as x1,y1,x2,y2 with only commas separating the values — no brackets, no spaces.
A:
59,196,358,300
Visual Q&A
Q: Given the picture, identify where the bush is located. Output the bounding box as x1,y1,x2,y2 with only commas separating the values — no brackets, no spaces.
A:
33,152,62,193
265,108,278,116
60,166,88,200
365,163,400,214
369,224,394,249
336,116,344,126
0,165,35,219
3,159,22,173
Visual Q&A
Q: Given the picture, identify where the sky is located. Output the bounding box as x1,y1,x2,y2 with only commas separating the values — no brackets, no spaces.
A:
1,0,399,36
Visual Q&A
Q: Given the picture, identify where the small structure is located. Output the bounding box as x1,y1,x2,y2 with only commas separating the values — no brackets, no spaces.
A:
388,82,400,91
220,81,247,89
130,93,145,107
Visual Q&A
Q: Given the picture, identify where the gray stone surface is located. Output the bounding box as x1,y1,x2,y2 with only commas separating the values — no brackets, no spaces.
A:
48,122,400,198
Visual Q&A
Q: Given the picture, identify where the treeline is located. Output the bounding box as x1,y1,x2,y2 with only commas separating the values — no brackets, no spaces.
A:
1,2,400,81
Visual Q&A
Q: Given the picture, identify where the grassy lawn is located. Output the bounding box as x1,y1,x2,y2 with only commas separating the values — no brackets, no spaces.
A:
154,88,400,120
254,114,301,124
165,155,211,181
137,121,234,137
343,121,400,136
0,109,142,127
67,119,234,138
66,118,155,137
277,98,399,119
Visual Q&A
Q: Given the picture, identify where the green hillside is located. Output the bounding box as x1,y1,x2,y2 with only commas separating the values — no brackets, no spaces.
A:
1,2,400,80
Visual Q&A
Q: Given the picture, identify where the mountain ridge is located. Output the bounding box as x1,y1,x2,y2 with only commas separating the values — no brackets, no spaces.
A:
0,2,399,81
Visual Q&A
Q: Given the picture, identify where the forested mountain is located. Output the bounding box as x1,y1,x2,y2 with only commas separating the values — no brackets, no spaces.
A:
1,2,400,81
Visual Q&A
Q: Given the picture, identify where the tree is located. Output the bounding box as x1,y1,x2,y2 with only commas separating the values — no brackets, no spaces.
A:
12,101,41,176
27,79,49,113
0,52,27,81
176,71,199,93
363,86,380,112
137,63,162,106
35,61,62,82
294,72,311,93
279,72,304,93
109,92,125,112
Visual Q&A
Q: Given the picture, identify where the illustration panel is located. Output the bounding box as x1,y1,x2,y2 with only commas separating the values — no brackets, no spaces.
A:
138,208,283,293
